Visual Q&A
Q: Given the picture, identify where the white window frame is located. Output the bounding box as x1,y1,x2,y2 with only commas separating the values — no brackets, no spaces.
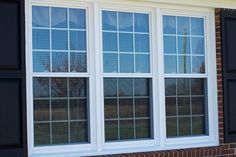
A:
25,0,218,157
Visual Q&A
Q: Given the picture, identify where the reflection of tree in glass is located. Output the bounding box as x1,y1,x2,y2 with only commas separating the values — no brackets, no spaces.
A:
70,53,87,72
52,54,68,72
181,29,187,73
51,78,67,97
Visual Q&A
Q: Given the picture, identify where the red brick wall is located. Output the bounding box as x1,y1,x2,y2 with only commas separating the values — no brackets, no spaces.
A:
100,9,236,157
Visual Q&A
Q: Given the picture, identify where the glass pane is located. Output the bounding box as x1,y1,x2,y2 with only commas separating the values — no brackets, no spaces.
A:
102,11,117,31
191,78,205,95
51,99,68,120
120,54,134,73
32,6,49,27
34,123,50,145
135,119,150,138
104,78,117,97
177,79,190,96
163,16,176,34
70,31,86,50
103,32,118,51
70,52,87,72
164,36,176,54
118,78,133,96
70,121,88,143
119,33,133,52
178,117,191,136
104,99,118,119
51,78,67,97
33,51,50,72
119,98,133,118
134,78,149,96
166,118,177,137
69,78,87,97
70,99,87,120
52,52,68,72
178,97,190,115
135,54,150,73
192,97,205,115
119,12,133,32
178,56,191,73
105,120,118,141
166,97,177,116
177,17,190,35
33,29,50,49
69,8,86,29
165,79,176,96
103,53,118,73
135,98,149,117
135,34,149,52
191,18,204,36
52,30,68,50
134,13,149,32
34,100,50,121
52,122,68,144
178,36,190,54
120,120,134,140
191,37,204,54
164,55,177,73
33,78,49,98
192,56,205,73
51,7,67,28
192,116,206,135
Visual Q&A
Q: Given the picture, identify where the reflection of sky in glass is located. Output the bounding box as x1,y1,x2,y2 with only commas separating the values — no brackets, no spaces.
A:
33,51,50,72
164,55,177,73
51,7,67,28
135,34,149,52
120,54,134,73
119,12,133,31
164,36,176,54
135,54,150,73
103,53,118,73
163,16,176,34
70,31,86,50
69,9,86,29
119,33,133,52
103,32,118,51
33,29,50,49
52,30,68,50
134,13,149,32
102,11,117,31
32,6,49,27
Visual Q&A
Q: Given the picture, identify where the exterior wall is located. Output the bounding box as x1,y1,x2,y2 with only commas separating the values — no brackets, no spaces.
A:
100,9,236,157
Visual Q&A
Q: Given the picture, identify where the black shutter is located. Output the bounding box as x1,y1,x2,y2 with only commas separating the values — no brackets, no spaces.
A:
221,9,236,143
0,0,27,156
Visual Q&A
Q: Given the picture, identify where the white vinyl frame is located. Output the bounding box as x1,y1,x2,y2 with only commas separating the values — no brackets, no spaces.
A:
25,0,219,157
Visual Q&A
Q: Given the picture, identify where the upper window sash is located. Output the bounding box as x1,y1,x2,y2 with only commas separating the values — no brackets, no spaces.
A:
32,6,88,73
102,10,151,74
163,15,206,75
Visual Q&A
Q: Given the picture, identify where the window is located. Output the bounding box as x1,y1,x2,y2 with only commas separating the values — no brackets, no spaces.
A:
32,6,90,146
27,1,218,157
102,10,153,142
163,16,208,137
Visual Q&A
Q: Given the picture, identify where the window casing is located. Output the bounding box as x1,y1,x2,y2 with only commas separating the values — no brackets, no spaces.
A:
26,1,218,157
